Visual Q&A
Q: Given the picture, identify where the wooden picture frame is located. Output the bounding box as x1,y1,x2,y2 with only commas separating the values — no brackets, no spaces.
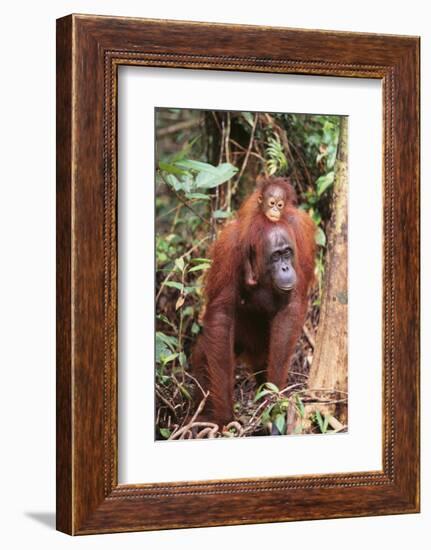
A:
56,14,420,535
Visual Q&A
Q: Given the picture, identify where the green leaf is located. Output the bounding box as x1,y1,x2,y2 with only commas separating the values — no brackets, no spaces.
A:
159,428,171,439
165,281,184,292
162,352,179,365
253,389,272,402
191,322,201,335
316,171,335,196
241,111,255,127
155,340,170,364
176,159,219,173
315,227,326,247
311,210,322,225
295,395,305,418
190,258,211,264
185,192,210,201
195,163,238,189
180,175,193,194
156,314,172,327
315,410,327,433
280,399,290,411
179,352,187,367
274,414,286,434
175,257,185,272
179,384,192,400
264,382,280,393
188,263,210,273
182,306,194,317
212,210,232,219
156,331,178,352
163,173,182,191
159,161,186,176
184,286,197,295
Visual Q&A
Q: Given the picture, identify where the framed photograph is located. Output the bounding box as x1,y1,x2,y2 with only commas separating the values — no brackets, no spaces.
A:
56,14,420,535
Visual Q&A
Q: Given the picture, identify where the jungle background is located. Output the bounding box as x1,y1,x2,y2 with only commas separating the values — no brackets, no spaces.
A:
155,108,348,440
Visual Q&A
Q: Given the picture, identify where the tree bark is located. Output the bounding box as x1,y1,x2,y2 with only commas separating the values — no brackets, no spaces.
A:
307,117,348,425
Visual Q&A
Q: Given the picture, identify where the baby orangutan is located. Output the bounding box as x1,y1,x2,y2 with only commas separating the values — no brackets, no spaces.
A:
241,177,297,286
257,177,296,222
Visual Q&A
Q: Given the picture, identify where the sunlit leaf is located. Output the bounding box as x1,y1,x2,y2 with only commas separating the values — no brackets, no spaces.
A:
191,322,201,335
191,257,211,264
194,163,238,189
253,389,272,402
188,263,210,273
241,111,255,127
156,331,178,351
176,159,219,173
179,385,192,400
175,257,185,272
159,428,171,439
212,210,232,219
163,173,182,191
315,227,326,247
311,210,322,225
162,352,179,365
182,306,194,317
155,339,170,364
316,171,334,196
295,395,305,418
274,414,286,434
264,382,280,393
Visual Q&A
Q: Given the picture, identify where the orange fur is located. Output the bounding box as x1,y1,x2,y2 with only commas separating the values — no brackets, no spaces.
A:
192,177,316,425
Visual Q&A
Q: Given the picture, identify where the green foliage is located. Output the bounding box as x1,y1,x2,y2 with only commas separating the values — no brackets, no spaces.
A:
265,134,288,175
314,410,330,434
253,383,290,435
159,156,238,198
159,428,172,439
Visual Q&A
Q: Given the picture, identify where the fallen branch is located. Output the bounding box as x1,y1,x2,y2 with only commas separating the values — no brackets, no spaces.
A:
169,392,209,440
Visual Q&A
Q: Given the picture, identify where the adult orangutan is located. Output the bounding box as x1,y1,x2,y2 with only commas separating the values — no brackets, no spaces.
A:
192,177,316,426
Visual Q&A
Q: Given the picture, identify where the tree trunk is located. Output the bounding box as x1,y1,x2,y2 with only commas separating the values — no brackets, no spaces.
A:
307,117,348,426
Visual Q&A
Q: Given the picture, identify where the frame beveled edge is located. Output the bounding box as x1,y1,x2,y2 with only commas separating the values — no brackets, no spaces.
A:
56,14,420,535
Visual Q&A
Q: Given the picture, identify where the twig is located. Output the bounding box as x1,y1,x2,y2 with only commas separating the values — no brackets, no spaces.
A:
156,118,200,137
196,424,219,438
304,387,349,395
279,383,304,396
229,138,266,163
231,113,258,196
289,371,308,378
169,392,210,440
211,111,222,133
223,421,244,437
243,397,273,434
155,388,178,417
302,324,315,349
184,371,207,398
223,113,233,211
156,236,209,301
172,189,211,227
287,139,313,188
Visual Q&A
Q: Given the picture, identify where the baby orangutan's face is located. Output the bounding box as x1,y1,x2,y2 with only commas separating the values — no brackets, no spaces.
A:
258,184,286,222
